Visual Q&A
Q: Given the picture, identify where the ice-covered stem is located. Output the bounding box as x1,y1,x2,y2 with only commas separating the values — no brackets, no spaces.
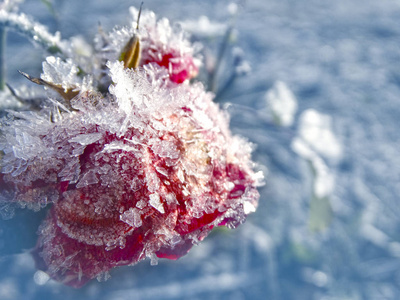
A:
0,10,64,54
0,27,6,90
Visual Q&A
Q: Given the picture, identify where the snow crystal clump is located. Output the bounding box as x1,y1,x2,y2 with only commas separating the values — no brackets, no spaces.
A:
292,109,342,199
266,81,298,127
296,109,342,161
41,57,93,93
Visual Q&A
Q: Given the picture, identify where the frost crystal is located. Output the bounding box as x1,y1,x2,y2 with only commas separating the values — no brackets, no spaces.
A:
149,193,165,214
0,5,262,288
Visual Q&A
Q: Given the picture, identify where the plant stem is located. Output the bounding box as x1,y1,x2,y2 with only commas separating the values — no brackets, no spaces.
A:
208,26,233,93
0,27,6,91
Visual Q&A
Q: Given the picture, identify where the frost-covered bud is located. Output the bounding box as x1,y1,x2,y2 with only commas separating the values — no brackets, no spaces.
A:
98,7,200,84
0,62,262,287
131,7,200,83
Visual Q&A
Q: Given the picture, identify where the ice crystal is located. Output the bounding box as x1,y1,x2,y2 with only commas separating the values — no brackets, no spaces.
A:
0,5,262,288
41,56,93,93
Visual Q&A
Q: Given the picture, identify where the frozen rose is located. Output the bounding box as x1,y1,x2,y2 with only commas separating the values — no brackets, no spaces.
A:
0,6,263,288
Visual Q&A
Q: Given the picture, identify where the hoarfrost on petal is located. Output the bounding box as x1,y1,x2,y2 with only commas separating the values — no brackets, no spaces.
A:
146,171,160,193
177,168,185,183
136,199,147,209
11,129,46,160
149,193,165,214
76,170,99,188
102,141,139,153
130,177,142,192
151,140,180,159
58,158,80,182
165,193,178,205
69,133,103,145
120,208,143,228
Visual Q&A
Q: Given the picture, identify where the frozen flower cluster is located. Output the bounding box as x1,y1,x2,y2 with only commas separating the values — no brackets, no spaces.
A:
0,6,263,287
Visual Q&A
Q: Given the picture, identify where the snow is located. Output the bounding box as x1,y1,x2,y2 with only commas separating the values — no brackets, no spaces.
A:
296,109,342,161
291,109,340,199
266,81,298,127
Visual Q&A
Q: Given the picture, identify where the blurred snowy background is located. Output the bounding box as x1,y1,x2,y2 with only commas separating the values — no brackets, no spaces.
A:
1,0,400,299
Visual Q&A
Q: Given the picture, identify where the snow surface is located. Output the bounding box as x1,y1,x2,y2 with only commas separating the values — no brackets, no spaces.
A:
1,0,400,299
